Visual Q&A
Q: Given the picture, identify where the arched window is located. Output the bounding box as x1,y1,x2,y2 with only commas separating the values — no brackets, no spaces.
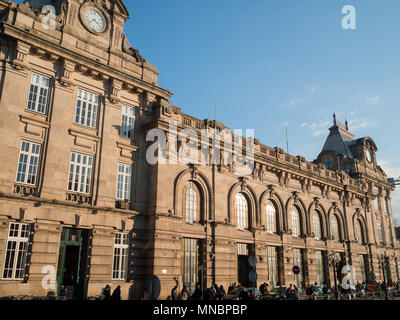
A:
332,216,339,242
355,220,363,245
266,202,276,234
291,209,301,238
313,212,321,240
236,193,248,231
185,182,198,224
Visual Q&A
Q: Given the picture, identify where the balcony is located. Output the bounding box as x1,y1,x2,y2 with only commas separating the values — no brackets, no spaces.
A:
14,184,39,197
66,192,92,205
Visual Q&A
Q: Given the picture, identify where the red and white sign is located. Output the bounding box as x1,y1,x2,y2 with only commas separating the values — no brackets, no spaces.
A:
367,281,376,291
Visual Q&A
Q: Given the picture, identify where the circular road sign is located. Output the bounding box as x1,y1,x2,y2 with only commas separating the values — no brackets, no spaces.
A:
367,281,377,292
292,266,301,275
248,256,257,267
249,271,258,282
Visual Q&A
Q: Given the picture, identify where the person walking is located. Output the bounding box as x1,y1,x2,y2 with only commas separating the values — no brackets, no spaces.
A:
217,285,226,300
102,285,111,301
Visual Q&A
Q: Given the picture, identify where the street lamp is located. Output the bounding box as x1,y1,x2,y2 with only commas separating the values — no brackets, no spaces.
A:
328,252,340,300
377,252,389,300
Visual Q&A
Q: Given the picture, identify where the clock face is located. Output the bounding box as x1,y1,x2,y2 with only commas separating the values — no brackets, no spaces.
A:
366,150,372,163
84,9,105,32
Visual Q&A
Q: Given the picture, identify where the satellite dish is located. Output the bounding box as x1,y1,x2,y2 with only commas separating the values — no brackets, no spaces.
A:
149,275,161,300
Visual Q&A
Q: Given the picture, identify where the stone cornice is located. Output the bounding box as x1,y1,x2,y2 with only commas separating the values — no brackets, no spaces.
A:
1,22,173,100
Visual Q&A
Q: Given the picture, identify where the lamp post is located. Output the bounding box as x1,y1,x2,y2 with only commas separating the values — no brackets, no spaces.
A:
377,252,389,300
328,252,340,300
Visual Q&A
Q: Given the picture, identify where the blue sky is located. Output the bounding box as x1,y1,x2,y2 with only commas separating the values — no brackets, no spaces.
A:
125,0,400,222
21,0,400,222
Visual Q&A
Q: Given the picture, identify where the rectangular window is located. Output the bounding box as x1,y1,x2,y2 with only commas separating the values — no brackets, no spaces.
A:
2,223,31,280
374,198,381,212
26,72,50,114
75,89,99,129
15,140,41,186
121,105,136,140
316,251,324,284
377,223,383,242
238,243,249,256
360,255,366,282
116,163,132,201
394,258,400,281
293,248,302,288
112,232,129,280
183,238,198,295
267,246,278,288
385,200,390,214
67,152,93,194
387,224,393,244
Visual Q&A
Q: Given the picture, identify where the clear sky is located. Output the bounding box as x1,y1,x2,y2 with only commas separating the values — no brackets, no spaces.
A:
20,0,400,223
125,0,400,222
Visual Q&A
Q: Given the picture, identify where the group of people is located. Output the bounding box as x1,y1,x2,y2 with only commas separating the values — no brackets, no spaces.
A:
100,285,122,301
169,283,227,300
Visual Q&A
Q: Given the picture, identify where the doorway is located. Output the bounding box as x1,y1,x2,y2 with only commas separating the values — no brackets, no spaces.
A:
237,243,251,288
57,228,89,299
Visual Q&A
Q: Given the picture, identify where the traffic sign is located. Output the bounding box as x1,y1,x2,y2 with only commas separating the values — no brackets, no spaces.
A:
249,271,258,282
248,256,257,267
292,266,301,275
367,281,376,292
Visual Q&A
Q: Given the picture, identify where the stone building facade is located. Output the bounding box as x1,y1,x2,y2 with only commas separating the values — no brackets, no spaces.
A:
0,0,398,300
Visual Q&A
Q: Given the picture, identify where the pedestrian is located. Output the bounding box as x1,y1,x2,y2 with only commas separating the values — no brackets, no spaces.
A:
239,287,249,300
102,285,111,300
171,286,179,300
180,286,189,300
217,285,226,300
192,283,202,300
112,285,121,301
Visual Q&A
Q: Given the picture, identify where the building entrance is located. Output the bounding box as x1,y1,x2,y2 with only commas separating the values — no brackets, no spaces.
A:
56,228,89,299
237,243,252,287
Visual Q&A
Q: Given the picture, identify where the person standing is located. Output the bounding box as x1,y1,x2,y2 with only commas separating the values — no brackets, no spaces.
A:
103,285,111,301
217,285,226,300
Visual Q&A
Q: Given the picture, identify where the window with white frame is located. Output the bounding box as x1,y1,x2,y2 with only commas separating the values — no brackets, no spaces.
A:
266,203,276,234
387,224,393,244
121,105,136,140
236,193,248,231
355,220,363,245
385,200,390,214
15,140,41,186
377,222,383,242
74,88,99,129
332,216,339,242
394,258,400,281
313,212,321,240
293,248,302,287
360,255,367,282
291,209,300,238
67,152,93,194
112,232,129,280
185,182,198,224
315,251,324,284
267,246,278,288
26,72,50,114
2,223,31,280
374,197,380,212
116,163,132,201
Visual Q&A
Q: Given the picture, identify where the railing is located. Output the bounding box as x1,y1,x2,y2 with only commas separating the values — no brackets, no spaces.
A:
66,192,92,205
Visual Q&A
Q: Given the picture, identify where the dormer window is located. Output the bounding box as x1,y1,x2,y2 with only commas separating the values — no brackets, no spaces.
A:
324,158,333,170
366,150,372,163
